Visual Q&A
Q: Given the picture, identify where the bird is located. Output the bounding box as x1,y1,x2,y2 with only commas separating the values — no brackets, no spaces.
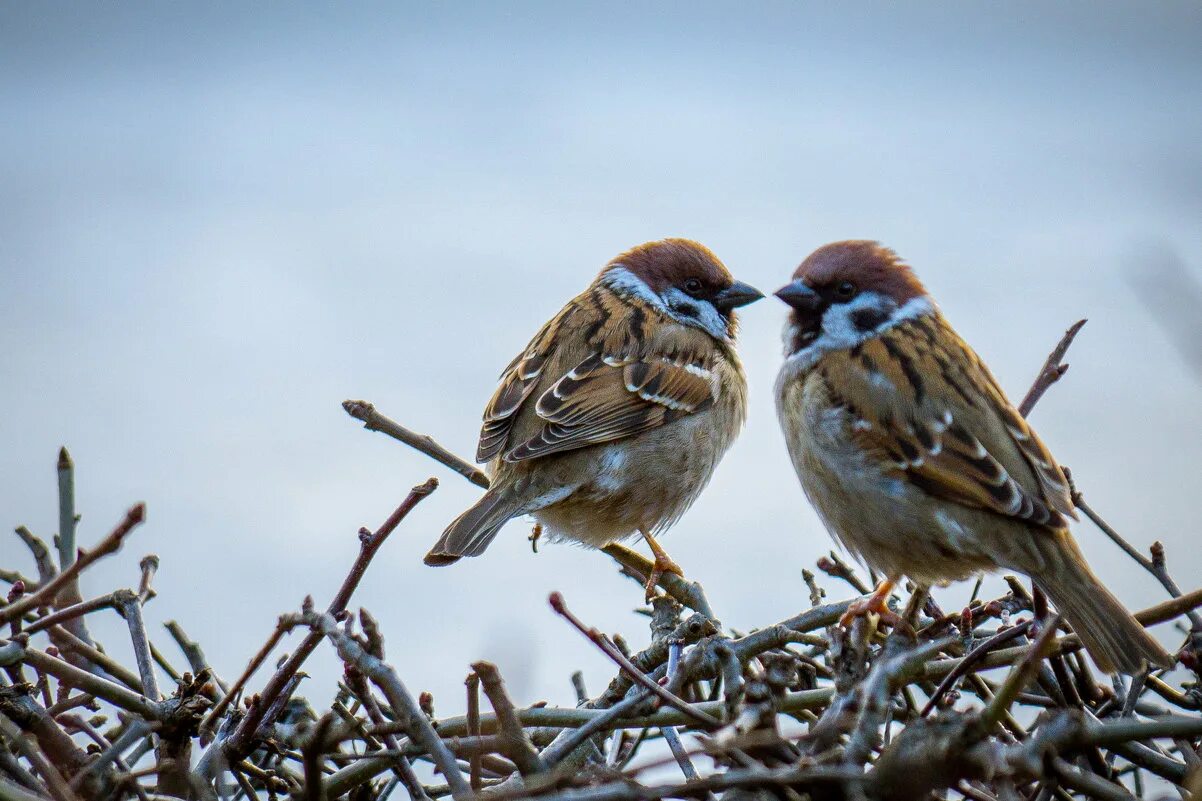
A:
425,238,764,598
772,240,1172,674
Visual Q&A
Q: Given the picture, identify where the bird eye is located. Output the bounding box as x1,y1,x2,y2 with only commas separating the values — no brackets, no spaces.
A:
835,281,857,300
683,278,703,296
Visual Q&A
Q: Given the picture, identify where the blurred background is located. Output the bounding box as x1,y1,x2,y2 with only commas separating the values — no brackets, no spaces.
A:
3,3,1201,717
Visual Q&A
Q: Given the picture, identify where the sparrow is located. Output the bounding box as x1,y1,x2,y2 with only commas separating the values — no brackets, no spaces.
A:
773,240,1172,673
425,238,763,597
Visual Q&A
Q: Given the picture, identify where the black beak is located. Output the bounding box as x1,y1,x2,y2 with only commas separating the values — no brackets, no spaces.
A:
712,280,764,312
773,280,823,312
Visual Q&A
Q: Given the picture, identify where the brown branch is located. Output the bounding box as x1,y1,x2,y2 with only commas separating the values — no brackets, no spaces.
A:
550,592,720,728
342,400,489,488
466,672,483,791
291,609,471,801
0,505,146,627
204,477,438,769
472,661,545,776
1018,319,1086,417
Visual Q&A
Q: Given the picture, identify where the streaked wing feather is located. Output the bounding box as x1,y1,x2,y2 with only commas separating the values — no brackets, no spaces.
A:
831,316,1072,530
476,319,559,462
505,355,714,462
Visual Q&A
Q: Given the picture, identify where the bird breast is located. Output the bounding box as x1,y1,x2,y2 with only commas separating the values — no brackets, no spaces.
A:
776,363,992,583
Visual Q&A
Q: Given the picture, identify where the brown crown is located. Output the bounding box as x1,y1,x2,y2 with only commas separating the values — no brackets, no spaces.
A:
606,238,733,294
793,240,927,304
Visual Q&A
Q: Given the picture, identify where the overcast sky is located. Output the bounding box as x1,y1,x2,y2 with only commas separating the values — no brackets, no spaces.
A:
3,3,1201,722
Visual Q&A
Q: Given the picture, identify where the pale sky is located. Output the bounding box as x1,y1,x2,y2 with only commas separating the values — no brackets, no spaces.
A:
2,2,1201,717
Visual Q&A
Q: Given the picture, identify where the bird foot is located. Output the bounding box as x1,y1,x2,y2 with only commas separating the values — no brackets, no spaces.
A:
644,552,684,603
838,579,913,635
639,529,684,602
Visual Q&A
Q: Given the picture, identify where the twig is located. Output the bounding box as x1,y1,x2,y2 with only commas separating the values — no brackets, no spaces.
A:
465,673,483,791
601,544,716,620
1018,319,1086,417
923,622,1032,715
471,661,545,776
165,620,228,697
206,478,437,767
550,592,719,728
342,401,489,488
115,588,161,701
0,504,146,626
295,610,471,800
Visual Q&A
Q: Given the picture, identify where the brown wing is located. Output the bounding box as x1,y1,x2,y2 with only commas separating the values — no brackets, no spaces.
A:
505,353,715,461
476,285,718,464
477,316,559,462
823,313,1076,529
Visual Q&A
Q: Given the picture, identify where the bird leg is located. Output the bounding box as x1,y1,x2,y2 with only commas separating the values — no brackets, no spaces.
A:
639,528,684,602
839,577,910,633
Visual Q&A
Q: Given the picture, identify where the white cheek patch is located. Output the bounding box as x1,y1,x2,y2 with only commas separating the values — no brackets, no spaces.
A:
603,268,730,342
661,287,730,341
602,267,668,311
782,293,936,370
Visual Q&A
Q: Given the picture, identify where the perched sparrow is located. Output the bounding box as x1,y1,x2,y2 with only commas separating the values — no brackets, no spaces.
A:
773,241,1171,673
425,238,763,596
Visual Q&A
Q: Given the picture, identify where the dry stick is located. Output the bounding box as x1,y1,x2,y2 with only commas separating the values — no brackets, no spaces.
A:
660,643,700,782
343,401,490,489
165,620,229,696
50,624,145,694
197,618,290,742
471,662,545,776
25,592,125,636
209,478,438,766
13,526,57,586
17,647,161,719
63,715,151,801
549,592,719,728
922,622,1033,715
342,632,432,801
114,588,161,701
0,715,77,801
52,448,101,677
299,610,471,801
599,544,716,620
54,448,77,578
466,674,483,792
980,615,1061,731
1017,320,1087,418
0,504,146,626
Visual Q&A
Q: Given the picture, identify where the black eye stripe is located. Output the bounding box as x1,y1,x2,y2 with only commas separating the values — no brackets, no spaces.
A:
850,307,889,332
671,300,700,318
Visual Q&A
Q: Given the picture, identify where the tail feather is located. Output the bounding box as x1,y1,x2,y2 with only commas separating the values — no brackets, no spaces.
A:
1032,540,1173,674
424,490,521,566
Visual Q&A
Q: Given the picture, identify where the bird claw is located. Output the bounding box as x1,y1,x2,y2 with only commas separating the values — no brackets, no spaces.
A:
644,553,684,603
639,529,684,603
838,579,914,636
644,555,682,598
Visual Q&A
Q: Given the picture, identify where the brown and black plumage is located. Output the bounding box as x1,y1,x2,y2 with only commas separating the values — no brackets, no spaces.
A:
775,240,1171,673
426,239,762,596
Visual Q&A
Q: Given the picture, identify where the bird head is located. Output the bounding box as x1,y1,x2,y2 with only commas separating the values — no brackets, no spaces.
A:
774,240,932,358
601,238,763,341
